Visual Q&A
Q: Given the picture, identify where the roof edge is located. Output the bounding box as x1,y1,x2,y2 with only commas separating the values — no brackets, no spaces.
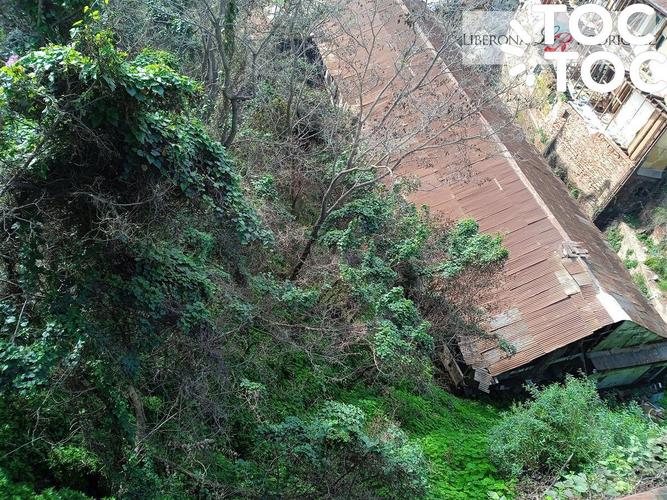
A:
596,290,633,323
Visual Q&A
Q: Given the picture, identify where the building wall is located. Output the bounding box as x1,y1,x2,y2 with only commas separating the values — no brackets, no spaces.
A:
640,129,667,177
544,104,635,219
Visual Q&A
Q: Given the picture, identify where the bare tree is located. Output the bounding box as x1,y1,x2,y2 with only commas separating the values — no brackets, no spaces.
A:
106,0,331,147
108,0,524,285
287,0,522,280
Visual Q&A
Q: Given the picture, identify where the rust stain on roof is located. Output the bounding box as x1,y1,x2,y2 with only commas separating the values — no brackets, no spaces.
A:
319,0,667,377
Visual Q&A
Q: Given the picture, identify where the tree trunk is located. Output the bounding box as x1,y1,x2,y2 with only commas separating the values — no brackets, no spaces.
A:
289,222,322,281
128,384,146,455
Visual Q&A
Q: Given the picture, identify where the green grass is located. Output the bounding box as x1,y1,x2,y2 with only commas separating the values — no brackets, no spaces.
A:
343,386,514,499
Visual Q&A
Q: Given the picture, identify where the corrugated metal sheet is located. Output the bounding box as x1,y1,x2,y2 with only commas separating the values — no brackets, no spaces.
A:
320,0,667,378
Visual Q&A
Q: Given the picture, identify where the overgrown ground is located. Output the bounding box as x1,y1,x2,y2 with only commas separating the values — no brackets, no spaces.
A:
0,2,516,496
604,185,667,323
342,387,513,499
1,1,666,499
1,383,514,499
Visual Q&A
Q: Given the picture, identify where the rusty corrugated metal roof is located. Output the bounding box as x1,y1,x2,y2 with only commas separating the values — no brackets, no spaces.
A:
319,0,667,378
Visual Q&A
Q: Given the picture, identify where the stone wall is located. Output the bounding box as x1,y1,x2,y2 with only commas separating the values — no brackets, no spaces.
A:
543,103,635,219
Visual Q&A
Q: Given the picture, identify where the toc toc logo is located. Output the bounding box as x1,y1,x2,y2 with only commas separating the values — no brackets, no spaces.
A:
503,3,667,96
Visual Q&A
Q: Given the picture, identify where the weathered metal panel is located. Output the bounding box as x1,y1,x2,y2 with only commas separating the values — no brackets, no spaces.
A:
593,365,652,389
589,343,667,370
594,321,667,351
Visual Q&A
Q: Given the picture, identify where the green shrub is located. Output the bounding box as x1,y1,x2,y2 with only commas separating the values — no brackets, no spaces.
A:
48,445,102,487
623,258,638,270
434,219,508,278
646,255,667,281
258,401,429,498
538,128,548,144
637,232,655,251
633,272,650,297
0,466,90,499
606,227,623,252
488,376,654,477
545,430,667,499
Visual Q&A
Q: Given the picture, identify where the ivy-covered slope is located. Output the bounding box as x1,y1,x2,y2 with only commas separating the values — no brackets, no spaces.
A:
0,15,512,497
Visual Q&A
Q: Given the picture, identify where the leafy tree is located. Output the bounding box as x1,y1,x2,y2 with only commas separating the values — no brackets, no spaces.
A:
0,466,90,499
0,21,268,496
434,219,508,278
1,0,91,53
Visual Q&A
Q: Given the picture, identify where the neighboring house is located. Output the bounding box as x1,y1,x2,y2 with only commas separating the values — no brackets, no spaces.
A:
514,0,667,221
319,0,667,392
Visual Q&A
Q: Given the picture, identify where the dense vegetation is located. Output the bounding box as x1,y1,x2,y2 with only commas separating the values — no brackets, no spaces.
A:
491,377,667,499
0,2,508,496
0,1,665,498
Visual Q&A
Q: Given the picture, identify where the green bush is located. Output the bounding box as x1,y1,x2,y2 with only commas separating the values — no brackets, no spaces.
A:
258,401,429,498
488,376,654,477
545,430,667,499
435,219,508,278
48,445,102,488
0,466,90,499
623,258,638,270
606,227,623,252
633,273,650,297
646,255,667,281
